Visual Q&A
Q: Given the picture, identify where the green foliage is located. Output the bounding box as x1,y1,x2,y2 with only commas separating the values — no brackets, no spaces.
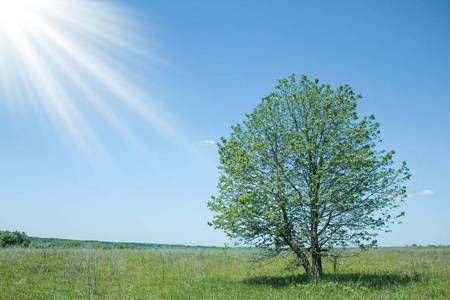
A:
0,231,30,248
208,75,410,277
27,236,221,250
28,241,45,248
28,239,128,250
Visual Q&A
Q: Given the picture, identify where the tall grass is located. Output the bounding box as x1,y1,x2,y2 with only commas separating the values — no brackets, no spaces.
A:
0,247,448,299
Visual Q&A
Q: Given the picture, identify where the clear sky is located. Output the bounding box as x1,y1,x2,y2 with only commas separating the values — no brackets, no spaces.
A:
0,0,449,247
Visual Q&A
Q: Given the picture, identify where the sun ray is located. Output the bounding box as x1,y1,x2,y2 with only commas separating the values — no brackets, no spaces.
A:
27,24,157,162
0,0,193,162
10,26,99,154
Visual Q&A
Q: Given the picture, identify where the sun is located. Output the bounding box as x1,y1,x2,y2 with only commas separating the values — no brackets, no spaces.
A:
0,3,23,39
0,0,27,23
0,0,50,31
0,0,189,160
0,1,21,25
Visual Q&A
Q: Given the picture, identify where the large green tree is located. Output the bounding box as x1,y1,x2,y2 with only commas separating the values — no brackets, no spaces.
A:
208,75,410,279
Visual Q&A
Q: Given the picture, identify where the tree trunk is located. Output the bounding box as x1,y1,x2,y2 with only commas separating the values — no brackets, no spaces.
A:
290,244,323,279
311,251,323,279
297,251,312,278
295,251,322,279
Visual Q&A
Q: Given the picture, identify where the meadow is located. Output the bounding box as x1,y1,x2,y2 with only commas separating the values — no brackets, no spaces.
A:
0,246,448,299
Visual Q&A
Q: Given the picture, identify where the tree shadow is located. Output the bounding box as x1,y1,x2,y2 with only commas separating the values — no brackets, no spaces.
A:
243,273,423,289
243,274,309,287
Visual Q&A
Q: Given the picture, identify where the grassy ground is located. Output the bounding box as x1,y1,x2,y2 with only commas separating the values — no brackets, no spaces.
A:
0,247,448,299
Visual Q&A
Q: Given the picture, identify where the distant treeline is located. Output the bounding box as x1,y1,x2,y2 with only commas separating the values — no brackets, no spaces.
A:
3,231,446,250
1,231,220,250
29,237,221,250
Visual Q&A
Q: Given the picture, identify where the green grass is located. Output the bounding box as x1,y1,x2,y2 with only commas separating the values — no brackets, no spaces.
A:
0,247,448,299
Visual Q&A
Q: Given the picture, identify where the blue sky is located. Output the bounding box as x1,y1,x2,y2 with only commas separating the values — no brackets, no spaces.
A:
0,0,449,246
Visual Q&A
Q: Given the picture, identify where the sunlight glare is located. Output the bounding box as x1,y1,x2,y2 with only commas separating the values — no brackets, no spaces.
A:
0,0,52,30
0,0,191,163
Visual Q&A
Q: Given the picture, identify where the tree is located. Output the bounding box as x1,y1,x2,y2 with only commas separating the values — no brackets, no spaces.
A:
0,231,30,247
208,75,410,279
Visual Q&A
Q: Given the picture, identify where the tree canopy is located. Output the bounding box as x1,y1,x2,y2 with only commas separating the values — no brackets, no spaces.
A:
208,75,410,279
0,231,30,248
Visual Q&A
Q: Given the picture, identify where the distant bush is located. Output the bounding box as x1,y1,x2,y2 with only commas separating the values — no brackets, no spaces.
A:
28,240,125,250
28,241,46,248
113,244,126,249
0,231,30,248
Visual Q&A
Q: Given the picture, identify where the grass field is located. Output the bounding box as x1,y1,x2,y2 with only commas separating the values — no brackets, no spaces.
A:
0,246,448,299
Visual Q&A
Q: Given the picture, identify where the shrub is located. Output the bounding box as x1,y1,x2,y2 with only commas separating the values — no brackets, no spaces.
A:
0,231,30,248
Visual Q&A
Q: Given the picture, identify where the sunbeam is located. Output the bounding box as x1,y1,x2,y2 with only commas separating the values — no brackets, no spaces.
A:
0,0,189,162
